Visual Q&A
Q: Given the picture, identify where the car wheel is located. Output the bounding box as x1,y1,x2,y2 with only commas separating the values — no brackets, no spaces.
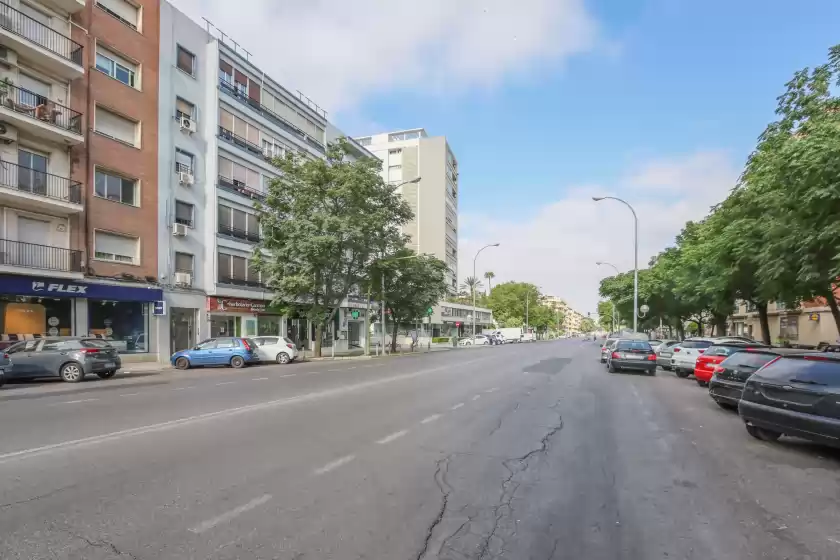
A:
675,369,689,378
647,369,656,376
662,365,671,371
715,400,736,411
0,374,4,388
696,379,708,387
230,356,246,369
276,352,291,364
175,357,190,370
746,424,782,442
608,363,617,373
97,370,117,379
60,362,84,383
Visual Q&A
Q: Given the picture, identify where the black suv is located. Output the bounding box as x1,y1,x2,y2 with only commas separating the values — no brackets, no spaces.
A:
708,348,808,410
739,353,840,446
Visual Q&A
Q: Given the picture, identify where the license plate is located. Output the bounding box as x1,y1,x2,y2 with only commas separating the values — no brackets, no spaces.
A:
624,354,644,360
104,362,115,368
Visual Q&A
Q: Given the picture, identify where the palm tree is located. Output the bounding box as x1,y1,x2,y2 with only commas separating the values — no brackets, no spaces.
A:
484,271,495,294
460,276,483,299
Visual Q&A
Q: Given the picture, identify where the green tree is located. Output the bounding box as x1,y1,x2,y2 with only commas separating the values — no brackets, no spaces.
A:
483,271,496,294
255,139,412,357
580,317,596,333
486,282,541,328
460,276,484,298
598,300,617,332
369,250,449,352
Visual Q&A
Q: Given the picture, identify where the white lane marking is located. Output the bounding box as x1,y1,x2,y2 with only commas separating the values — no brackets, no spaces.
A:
119,393,141,397
347,367,357,370
189,494,273,534
376,430,408,444
216,382,236,386
451,403,465,410
327,369,340,372
485,387,499,393
173,386,195,391
472,395,481,401
278,374,297,378
0,355,493,465
313,455,355,475
421,414,441,424
56,398,99,405
252,378,269,381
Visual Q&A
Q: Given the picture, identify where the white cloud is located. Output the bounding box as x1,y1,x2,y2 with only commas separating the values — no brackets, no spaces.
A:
170,0,600,112
457,151,741,315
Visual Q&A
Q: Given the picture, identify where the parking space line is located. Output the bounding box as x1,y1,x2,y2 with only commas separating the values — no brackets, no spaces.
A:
189,494,273,534
376,430,408,444
313,455,355,475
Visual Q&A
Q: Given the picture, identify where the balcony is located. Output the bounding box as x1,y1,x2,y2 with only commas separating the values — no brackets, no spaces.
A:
218,78,325,154
0,82,83,145
218,126,264,158
53,0,86,14
0,161,82,214
0,4,84,80
218,223,260,243
218,276,265,289
217,174,265,202
0,238,83,274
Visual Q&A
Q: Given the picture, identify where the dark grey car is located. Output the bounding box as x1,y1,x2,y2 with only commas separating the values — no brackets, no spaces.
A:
4,337,122,383
0,349,10,387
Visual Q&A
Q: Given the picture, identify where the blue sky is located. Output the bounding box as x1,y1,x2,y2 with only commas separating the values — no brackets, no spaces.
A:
177,0,840,313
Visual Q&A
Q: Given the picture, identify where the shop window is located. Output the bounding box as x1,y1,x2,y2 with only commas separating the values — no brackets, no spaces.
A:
258,315,281,336
88,300,149,353
0,296,73,343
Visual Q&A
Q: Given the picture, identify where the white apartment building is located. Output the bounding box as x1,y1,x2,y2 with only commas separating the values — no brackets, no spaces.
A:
353,129,459,292
155,1,372,360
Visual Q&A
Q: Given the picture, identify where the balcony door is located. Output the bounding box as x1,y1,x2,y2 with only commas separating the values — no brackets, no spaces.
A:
18,73,50,109
15,215,50,269
18,149,48,196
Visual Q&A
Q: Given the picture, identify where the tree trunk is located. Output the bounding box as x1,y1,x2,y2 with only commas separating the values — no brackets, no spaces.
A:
314,324,323,357
675,318,685,340
824,285,840,340
757,302,771,345
712,313,728,337
390,323,399,353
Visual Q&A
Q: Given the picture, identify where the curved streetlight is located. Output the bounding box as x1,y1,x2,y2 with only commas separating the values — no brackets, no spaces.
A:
596,261,621,332
593,197,639,332
472,243,500,337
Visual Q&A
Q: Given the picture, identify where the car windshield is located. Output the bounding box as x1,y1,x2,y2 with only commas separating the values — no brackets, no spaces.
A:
616,341,652,351
755,356,840,385
721,351,779,369
81,339,113,349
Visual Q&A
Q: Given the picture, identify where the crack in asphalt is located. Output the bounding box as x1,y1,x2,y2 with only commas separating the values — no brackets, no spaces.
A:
58,528,142,560
416,455,453,560
488,402,520,438
0,483,80,509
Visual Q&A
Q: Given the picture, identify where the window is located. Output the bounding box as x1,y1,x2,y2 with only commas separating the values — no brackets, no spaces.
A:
219,205,260,241
215,339,235,349
757,356,840,384
177,46,195,76
176,98,194,120
175,148,193,174
95,106,138,146
356,137,372,146
95,45,137,88
17,149,47,195
680,340,713,349
218,156,262,191
94,230,138,264
388,131,422,142
96,0,139,29
175,201,194,227
218,252,260,285
389,148,402,155
94,169,137,206
388,165,402,183
89,300,148,354
175,252,193,273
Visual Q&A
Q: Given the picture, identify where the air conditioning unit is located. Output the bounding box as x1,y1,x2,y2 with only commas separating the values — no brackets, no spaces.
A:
174,272,192,286
178,171,194,185
0,122,17,144
179,116,196,133
172,223,188,236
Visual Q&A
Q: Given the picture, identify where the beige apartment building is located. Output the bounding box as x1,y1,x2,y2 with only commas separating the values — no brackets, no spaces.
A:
541,295,585,333
729,299,839,347
354,129,459,293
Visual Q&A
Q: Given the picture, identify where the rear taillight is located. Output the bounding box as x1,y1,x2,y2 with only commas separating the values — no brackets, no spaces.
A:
611,351,620,359
713,366,725,374
698,349,706,354
673,348,681,352
80,349,100,354
647,354,656,361
286,343,295,349
2,353,8,359
241,339,252,351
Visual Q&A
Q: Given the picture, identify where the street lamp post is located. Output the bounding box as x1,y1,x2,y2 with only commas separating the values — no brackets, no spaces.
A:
596,261,622,334
472,243,500,339
593,197,639,332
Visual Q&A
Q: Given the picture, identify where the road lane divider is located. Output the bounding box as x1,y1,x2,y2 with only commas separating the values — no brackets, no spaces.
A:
421,414,441,424
376,430,409,445
313,455,355,475
189,494,273,534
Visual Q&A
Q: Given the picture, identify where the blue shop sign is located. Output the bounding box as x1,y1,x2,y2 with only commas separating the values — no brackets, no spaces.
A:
0,275,163,302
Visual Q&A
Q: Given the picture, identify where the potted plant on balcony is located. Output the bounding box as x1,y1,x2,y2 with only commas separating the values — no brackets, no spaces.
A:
0,77,13,108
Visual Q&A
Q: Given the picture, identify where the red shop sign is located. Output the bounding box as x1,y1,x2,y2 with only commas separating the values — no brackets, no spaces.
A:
206,297,268,314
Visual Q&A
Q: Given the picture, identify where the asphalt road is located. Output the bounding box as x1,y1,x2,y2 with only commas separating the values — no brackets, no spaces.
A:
1,340,839,559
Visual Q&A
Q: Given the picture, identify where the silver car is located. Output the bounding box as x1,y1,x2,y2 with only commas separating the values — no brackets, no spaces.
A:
4,337,122,383
655,340,681,369
600,338,619,363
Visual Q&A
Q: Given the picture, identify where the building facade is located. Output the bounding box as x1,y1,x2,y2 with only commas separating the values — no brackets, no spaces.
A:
729,299,839,347
354,129,459,292
0,0,163,358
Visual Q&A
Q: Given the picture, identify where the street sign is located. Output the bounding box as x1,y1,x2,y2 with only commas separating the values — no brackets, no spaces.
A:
153,301,166,316
427,307,434,316
351,310,360,319
455,322,461,327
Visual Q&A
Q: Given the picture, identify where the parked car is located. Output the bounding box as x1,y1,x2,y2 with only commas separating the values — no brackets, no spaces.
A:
459,335,491,346
708,347,810,410
171,337,260,369
655,340,680,369
600,338,620,363
647,339,664,350
252,336,298,364
670,338,716,377
3,337,121,383
693,341,769,387
606,339,656,375
0,350,10,387
739,352,840,447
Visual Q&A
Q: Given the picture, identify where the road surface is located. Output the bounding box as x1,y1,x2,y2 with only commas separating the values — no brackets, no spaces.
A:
1,340,838,559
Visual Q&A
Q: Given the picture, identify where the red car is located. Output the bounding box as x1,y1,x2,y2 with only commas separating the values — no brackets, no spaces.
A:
694,342,768,386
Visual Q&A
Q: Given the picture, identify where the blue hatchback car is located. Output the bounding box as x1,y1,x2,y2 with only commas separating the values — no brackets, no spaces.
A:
171,337,260,370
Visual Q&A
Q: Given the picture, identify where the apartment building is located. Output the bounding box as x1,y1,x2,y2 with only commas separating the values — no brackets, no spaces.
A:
353,129,460,292
0,0,164,360
154,2,373,359
729,299,839,347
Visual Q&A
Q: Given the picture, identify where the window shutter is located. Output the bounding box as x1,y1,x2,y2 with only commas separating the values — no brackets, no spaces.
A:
95,107,137,145
219,60,233,76
220,109,234,131
95,231,137,258
98,0,139,27
249,81,261,103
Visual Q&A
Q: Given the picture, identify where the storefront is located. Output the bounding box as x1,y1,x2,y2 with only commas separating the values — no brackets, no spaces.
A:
0,274,162,358
206,296,284,340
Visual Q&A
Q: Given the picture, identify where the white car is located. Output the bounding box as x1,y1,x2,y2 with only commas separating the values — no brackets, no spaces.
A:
252,336,298,364
460,335,491,346
670,338,717,377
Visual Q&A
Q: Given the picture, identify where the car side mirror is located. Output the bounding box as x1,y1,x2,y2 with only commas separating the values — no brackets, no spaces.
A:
193,346,201,350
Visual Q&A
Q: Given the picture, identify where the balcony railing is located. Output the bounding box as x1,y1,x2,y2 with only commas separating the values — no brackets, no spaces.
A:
0,161,81,204
218,126,264,157
0,82,82,134
0,3,83,65
0,239,82,272
175,161,192,174
218,78,325,153
217,175,266,201
174,216,193,227
218,276,265,288
218,223,260,243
